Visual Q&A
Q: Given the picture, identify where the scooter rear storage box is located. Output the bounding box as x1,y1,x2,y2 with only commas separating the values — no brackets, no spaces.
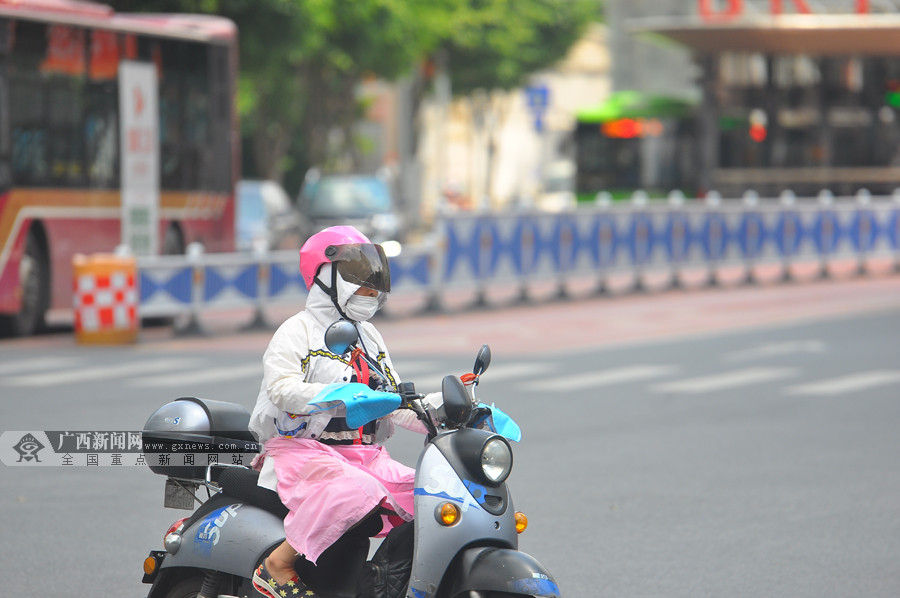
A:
142,397,260,479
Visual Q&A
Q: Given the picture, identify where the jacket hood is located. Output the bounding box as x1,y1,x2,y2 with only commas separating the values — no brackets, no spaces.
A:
304,263,363,327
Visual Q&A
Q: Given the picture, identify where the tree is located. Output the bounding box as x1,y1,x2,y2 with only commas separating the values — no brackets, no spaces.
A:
440,0,600,94
108,0,599,192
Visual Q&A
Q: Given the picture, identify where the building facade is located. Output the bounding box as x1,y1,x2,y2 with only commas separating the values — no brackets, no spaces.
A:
602,0,900,198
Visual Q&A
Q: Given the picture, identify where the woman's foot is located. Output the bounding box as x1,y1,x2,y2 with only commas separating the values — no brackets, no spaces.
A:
253,560,317,598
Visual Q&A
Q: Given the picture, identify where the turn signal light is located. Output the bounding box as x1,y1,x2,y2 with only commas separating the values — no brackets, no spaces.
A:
514,511,528,534
143,556,158,576
436,502,460,526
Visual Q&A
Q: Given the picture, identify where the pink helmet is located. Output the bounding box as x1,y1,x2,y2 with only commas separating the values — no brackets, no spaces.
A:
299,226,391,292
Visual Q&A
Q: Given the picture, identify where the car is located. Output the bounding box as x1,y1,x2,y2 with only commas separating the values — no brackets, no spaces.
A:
536,160,576,212
295,169,404,255
236,179,303,252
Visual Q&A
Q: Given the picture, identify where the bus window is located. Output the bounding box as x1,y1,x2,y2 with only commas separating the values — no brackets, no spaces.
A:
47,73,86,186
208,45,232,193
84,77,118,188
182,42,211,191
83,29,119,188
150,38,215,192
39,24,87,187
10,20,48,186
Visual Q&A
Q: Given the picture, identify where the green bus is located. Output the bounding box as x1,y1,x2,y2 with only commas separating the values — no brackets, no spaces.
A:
574,91,699,202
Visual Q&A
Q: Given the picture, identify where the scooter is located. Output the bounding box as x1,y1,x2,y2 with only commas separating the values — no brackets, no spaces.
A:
140,320,560,598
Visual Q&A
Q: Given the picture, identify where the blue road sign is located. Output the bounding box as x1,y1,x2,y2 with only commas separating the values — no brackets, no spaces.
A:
525,85,549,109
525,85,550,132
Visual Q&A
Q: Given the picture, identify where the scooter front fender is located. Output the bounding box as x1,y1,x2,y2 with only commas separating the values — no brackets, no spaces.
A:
447,547,560,597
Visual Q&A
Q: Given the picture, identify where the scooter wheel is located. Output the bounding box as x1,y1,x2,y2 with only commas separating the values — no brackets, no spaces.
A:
163,577,204,598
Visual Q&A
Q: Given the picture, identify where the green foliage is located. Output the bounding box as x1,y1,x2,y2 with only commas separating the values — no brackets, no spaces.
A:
107,0,599,187
442,0,601,94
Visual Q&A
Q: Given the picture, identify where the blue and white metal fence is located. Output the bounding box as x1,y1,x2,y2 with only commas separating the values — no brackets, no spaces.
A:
136,191,900,330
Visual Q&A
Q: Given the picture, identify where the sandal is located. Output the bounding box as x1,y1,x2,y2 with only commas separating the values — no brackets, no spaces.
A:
253,561,317,598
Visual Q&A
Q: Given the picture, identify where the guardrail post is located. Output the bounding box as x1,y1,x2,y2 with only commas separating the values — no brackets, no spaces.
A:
176,242,206,336
816,190,834,280
855,189,872,277
554,212,572,301
515,217,532,305
779,190,797,283
469,216,492,310
594,192,612,295
705,191,722,287
243,247,271,331
420,226,445,314
631,190,649,293
741,190,759,285
667,190,686,289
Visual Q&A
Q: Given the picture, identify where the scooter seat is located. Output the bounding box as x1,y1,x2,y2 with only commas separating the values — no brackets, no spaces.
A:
218,467,289,518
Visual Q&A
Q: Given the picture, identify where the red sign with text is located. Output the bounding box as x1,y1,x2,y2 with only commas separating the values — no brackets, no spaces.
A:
699,0,871,21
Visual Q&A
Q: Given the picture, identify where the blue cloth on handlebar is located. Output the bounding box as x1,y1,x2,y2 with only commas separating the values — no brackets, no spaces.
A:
478,403,522,442
310,383,401,428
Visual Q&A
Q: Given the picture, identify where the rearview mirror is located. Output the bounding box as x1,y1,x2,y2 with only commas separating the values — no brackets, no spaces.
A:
473,344,492,376
324,320,359,355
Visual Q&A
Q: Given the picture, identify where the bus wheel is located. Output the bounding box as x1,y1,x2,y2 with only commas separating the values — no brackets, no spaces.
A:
0,231,49,337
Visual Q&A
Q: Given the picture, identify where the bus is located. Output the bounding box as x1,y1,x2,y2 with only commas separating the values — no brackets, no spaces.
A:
0,0,238,336
574,91,699,203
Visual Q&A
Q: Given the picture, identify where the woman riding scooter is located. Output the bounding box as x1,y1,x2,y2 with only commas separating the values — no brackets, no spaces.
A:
248,226,425,598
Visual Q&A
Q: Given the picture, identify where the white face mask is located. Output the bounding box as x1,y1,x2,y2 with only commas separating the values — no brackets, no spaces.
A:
344,294,380,321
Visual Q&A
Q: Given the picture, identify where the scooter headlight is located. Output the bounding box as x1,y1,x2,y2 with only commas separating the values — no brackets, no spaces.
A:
481,436,512,483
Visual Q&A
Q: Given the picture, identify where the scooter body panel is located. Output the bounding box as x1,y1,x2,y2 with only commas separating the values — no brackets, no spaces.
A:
161,497,285,578
409,438,519,597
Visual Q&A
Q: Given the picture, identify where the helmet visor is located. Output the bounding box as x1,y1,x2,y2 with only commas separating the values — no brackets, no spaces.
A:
327,243,391,293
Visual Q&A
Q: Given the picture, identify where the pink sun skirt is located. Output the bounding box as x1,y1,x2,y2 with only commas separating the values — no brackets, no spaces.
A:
261,437,415,564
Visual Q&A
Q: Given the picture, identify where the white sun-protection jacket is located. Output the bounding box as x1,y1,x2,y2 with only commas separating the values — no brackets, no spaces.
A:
249,264,423,489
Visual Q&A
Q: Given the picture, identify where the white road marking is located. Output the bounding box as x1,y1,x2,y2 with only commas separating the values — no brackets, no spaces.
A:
722,340,825,362
529,365,679,392
0,356,82,377
651,368,798,394
129,363,263,387
785,370,900,396
2,358,201,387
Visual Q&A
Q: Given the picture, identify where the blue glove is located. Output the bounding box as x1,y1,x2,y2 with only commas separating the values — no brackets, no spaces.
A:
477,402,522,442
310,383,401,428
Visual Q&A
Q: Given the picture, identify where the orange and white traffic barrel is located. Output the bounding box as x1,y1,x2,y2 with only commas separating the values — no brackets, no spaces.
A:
72,253,138,344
